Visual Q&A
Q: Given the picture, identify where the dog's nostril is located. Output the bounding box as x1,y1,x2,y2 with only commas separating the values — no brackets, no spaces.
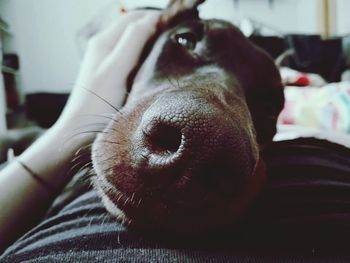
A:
146,124,182,154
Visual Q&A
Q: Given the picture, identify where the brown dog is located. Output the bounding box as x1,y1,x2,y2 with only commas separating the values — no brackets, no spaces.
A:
91,1,284,236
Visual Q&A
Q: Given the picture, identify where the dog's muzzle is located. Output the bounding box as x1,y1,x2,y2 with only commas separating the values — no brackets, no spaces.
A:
132,89,258,197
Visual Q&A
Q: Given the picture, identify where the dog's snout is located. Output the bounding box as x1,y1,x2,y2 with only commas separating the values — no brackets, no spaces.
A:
92,16,279,234
132,90,258,191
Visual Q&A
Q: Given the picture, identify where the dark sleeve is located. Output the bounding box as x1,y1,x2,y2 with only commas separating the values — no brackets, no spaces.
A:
2,138,350,262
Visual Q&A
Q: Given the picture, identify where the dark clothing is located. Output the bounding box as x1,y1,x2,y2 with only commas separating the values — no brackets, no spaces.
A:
2,138,350,262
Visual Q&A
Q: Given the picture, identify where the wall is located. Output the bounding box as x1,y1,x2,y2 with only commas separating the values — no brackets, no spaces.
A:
0,0,349,94
200,0,321,35
0,34,6,132
0,0,121,94
335,0,350,35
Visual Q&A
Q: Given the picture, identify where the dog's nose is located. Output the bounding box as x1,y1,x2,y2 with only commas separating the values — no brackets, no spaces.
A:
135,117,185,172
144,122,183,156
132,98,187,171
132,91,258,191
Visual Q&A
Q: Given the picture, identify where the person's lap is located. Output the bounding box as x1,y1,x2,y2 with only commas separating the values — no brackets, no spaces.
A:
2,138,350,262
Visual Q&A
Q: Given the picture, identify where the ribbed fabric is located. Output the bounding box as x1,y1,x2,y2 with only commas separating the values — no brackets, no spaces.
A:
1,138,350,262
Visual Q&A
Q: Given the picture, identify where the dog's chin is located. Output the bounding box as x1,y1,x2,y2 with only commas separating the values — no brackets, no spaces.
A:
94,182,243,236
92,154,266,236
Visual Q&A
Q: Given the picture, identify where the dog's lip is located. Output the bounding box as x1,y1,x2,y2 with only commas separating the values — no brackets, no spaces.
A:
102,167,237,213
118,195,219,219
105,181,222,214
97,166,214,213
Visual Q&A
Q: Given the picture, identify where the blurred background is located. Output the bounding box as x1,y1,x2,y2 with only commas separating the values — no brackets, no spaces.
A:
0,0,350,158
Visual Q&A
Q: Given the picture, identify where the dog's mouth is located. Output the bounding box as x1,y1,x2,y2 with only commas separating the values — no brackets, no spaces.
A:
92,162,261,235
91,82,266,235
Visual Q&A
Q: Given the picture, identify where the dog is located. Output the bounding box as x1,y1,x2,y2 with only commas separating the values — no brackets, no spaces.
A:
91,0,284,236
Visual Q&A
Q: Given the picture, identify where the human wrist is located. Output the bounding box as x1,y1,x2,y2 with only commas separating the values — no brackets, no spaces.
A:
16,124,89,190
50,119,95,156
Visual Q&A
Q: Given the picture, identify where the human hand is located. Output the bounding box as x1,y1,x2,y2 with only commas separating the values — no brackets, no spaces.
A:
55,10,160,150
0,12,162,242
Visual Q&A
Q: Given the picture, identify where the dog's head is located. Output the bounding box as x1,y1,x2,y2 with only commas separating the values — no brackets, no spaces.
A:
92,10,284,236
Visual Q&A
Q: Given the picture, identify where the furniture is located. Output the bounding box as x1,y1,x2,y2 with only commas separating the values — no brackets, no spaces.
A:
0,17,8,134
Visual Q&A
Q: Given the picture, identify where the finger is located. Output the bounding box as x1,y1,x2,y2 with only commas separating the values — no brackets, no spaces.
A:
76,10,160,86
90,10,160,53
96,13,160,87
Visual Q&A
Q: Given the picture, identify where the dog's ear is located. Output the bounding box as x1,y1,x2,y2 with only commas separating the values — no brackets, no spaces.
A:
244,49,285,145
159,0,204,29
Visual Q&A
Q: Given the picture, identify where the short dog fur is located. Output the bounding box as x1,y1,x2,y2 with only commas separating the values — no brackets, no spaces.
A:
91,0,284,235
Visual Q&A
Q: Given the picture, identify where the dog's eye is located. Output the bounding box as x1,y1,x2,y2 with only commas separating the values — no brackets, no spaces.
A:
174,32,197,50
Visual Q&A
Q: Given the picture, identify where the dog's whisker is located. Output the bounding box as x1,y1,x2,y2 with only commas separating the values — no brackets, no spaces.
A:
130,193,135,203
71,154,90,166
124,197,130,206
64,130,109,146
75,142,94,152
72,144,93,160
82,87,126,119
183,175,191,182
69,151,93,171
77,113,121,125
166,75,177,89
99,214,110,233
137,198,142,208
76,169,95,184
98,140,122,145
117,193,123,203
68,159,91,176
175,76,180,89
69,145,93,173
73,123,109,132
80,112,115,117
77,162,93,173
70,157,92,172
81,168,98,183
74,83,121,114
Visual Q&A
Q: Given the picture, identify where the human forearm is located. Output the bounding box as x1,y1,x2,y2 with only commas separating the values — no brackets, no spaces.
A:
0,124,88,249
0,10,160,251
